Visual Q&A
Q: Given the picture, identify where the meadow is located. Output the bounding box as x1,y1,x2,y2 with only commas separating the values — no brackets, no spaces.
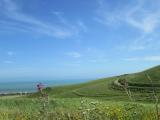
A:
1,65,160,120
0,97,158,120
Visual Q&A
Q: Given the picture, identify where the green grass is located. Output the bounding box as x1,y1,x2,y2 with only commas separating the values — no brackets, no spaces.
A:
0,96,158,120
28,65,160,98
125,65,160,84
1,65,160,119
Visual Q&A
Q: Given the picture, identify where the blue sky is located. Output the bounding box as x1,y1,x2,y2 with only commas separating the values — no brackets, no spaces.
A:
0,0,160,81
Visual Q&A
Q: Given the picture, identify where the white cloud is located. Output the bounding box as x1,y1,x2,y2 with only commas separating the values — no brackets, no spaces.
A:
88,58,108,63
124,56,160,62
145,56,160,61
95,0,160,52
95,0,160,33
0,0,85,39
119,33,160,51
130,46,145,51
124,57,140,61
66,52,81,58
126,8,160,33
51,11,68,25
4,60,14,64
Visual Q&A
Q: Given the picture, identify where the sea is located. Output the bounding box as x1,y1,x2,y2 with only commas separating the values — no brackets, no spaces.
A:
0,79,90,94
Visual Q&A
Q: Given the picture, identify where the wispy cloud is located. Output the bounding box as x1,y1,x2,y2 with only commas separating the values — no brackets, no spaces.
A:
0,0,86,39
125,0,160,33
65,60,82,67
66,47,109,64
3,51,16,64
85,47,108,63
124,55,160,62
77,20,88,32
118,33,160,52
95,0,160,33
88,58,108,63
4,60,14,64
96,0,160,52
66,52,82,58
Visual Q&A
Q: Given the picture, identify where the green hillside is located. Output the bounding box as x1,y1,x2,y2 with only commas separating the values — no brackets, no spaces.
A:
1,65,160,119
28,66,160,101
30,65,160,101
32,76,125,98
126,65,160,84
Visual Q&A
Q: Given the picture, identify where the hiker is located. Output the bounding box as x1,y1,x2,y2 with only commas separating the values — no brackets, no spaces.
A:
37,83,49,101
37,83,44,93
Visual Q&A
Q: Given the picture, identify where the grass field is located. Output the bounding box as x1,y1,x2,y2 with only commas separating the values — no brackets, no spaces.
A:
0,97,158,120
1,65,160,119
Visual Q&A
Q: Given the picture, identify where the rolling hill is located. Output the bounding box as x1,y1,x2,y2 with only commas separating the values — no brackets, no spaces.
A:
2,65,160,119
31,65,160,101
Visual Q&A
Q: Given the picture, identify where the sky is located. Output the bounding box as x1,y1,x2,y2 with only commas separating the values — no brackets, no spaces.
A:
0,0,160,81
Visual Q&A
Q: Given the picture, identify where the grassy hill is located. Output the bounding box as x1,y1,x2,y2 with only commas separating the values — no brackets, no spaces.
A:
29,75,135,102
30,65,160,102
1,65,160,119
32,76,125,98
125,65,160,84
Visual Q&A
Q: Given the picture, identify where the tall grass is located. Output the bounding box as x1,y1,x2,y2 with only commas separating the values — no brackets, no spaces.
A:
0,97,159,120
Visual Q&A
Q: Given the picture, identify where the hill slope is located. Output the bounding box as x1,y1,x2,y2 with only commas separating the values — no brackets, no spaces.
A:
31,65,160,101
125,65,160,84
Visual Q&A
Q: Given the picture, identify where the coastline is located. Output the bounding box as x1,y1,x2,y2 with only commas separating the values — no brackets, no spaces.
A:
0,91,34,96
0,79,88,97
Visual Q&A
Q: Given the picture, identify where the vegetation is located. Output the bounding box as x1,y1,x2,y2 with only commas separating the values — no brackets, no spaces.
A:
0,97,158,120
1,65,160,119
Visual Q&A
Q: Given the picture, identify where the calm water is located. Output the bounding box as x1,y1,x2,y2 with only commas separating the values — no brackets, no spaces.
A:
0,79,89,94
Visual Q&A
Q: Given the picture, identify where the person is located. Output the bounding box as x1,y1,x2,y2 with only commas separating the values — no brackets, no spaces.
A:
37,83,44,93
37,82,49,101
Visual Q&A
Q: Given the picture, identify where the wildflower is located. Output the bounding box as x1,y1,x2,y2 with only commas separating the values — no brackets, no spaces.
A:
81,101,84,104
106,107,109,109
90,101,98,105
82,111,86,115
86,109,90,111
